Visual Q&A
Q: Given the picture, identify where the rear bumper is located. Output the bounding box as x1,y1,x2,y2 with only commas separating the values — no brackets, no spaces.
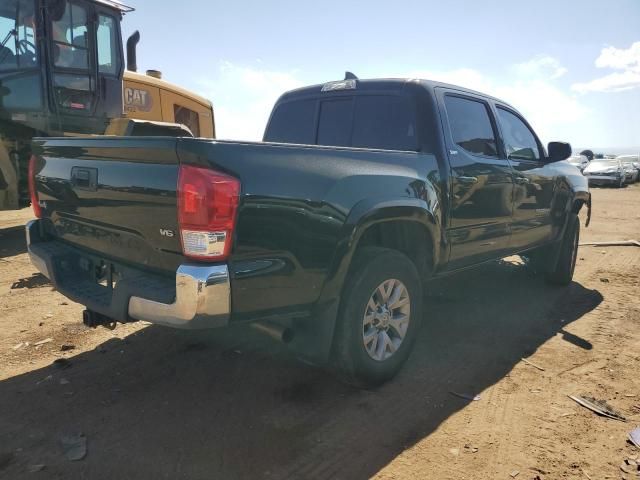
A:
26,220,230,329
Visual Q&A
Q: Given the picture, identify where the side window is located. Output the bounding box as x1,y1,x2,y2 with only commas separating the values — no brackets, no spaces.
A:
444,95,498,157
352,96,417,151
97,14,118,75
51,2,89,70
496,107,541,161
174,105,200,137
263,99,316,144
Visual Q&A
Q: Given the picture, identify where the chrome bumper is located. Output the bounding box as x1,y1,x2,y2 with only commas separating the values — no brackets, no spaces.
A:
128,264,230,328
26,220,230,329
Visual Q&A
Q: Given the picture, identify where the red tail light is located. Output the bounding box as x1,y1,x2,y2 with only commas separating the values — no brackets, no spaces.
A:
28,155,42,218
177,165,240,261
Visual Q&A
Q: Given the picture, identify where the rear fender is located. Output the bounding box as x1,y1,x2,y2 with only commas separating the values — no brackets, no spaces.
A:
287,199,439,365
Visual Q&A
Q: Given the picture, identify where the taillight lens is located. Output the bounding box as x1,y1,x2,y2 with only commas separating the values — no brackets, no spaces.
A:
177,165,240,261
28,155,42,218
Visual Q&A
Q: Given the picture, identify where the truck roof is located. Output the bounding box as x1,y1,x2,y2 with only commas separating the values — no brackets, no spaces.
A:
277,77,515,110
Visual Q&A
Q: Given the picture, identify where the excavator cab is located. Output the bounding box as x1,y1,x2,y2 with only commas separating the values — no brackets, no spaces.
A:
0,0,130,135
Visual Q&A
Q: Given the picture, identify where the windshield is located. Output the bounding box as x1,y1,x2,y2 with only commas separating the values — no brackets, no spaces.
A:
0,0,37,71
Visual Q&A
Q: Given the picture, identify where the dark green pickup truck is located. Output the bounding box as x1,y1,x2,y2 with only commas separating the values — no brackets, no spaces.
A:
26,76,590,385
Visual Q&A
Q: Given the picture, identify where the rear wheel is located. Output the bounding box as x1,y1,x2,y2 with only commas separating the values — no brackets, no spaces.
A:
545,214,580,285
334,247,422,387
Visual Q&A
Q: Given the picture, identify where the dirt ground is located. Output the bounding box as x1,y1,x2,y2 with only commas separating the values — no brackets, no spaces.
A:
0,185,639,480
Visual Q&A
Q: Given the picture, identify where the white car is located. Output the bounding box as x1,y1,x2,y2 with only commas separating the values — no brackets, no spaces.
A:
583,158,626,188
617,155,640,184
566,155,589,172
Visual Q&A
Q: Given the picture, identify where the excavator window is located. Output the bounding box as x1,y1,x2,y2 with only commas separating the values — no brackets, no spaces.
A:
97,14,118,75
50,1,94,112
174,105,200,137
0,0,37,71
51,2,89,69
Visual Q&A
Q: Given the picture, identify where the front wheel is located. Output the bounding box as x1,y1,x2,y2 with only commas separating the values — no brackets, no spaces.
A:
333,247,423,387
545,214,580,285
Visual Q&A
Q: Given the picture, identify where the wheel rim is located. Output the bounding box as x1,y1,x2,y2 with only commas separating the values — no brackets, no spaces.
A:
362,279,411,361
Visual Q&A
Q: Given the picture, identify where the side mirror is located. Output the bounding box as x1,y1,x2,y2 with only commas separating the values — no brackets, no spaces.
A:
547,141,572,162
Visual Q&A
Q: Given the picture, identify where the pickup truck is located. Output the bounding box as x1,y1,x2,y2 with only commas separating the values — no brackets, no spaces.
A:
26,75,590,385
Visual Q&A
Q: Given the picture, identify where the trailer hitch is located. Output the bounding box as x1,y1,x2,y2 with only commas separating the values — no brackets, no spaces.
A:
82,309,117,330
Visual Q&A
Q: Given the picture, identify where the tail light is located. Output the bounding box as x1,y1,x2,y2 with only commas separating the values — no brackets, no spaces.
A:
28,155,42,218
177,165,240,261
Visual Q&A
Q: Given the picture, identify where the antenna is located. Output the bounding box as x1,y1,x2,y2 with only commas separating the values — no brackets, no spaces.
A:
344,71,358,80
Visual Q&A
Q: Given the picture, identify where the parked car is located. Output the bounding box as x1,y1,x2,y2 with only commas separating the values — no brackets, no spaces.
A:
583,158,626,187
25,76,590,385
566,155,589,172
617,155,640,184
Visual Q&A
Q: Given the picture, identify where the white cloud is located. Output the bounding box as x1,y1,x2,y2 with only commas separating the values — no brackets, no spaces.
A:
196,62,303,141
595,42,640,70
571,41,640,93
397,57,586,143
513,55,568,80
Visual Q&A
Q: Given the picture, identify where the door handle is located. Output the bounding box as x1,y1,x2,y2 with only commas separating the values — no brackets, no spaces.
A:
458,176,478,184
514,177,530,185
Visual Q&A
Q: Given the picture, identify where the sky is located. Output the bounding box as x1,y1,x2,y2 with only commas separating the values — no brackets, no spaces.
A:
120,0,640,150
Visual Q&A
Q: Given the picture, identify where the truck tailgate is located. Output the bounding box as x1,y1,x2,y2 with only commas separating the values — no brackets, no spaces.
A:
32,137,183,274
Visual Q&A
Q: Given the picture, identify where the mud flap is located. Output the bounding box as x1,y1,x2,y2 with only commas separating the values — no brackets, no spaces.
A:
287,300,340,366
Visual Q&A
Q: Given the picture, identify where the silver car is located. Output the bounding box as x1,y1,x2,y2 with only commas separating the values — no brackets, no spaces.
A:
566,155,589,172
617,155,640,184
583,158,626,187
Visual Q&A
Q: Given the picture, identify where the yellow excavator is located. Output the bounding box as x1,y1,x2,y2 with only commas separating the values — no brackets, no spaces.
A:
0,0,215,210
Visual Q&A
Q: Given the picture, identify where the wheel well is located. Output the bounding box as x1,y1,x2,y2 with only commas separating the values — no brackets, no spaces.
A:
572,198,586,214
355,220,433,280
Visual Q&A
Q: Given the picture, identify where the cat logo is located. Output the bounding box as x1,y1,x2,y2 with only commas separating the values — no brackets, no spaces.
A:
124,87,153,112
159,229,175,238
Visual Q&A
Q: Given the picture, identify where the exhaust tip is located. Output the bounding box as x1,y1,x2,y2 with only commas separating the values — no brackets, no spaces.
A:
252,321,294,344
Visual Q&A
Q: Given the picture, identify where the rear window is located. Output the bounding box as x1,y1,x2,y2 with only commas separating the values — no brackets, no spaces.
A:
352,96,416,151
264,99,316,144
317,99,352,147
265,94,418,151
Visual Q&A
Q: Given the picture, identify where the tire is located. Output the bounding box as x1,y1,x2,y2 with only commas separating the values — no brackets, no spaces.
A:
545,214,580,286
333,247,423,387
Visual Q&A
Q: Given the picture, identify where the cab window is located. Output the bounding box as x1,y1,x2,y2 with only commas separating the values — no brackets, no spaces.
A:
174,105,200,137
496,107,541,161
97,14,118,75
264,99,316,144
51,2,89,70
444,95,498,157
0,0,37,71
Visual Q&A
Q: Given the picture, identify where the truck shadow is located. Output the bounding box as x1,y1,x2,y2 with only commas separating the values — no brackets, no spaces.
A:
0,260,602,480
0,226,27,259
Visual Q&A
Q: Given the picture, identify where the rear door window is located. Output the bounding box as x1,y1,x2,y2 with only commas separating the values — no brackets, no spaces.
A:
317,99,353,147
264,99,316,144
444,95,498,157
352,96,417,151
